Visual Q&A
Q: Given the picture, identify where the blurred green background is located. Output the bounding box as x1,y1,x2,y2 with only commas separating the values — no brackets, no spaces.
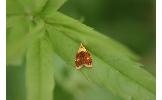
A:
7,0,156,100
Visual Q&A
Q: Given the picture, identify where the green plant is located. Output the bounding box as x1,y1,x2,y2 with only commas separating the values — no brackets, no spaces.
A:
7,0,155,100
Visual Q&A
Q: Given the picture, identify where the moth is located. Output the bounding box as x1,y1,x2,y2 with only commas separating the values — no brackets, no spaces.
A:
75,43,93,69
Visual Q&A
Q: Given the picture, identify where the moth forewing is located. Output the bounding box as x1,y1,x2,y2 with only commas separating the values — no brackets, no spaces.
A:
75,43,93,69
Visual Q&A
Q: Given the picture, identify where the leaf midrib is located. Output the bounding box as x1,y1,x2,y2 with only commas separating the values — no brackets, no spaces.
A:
38,40,42,100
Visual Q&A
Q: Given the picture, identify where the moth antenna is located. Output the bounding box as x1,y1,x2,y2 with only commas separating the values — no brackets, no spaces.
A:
78,43,87,53
80,43,83,47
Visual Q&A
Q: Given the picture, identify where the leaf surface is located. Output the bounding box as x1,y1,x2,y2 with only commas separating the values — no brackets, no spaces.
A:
45,18,155,100
26,37,55,100
7,18,44,65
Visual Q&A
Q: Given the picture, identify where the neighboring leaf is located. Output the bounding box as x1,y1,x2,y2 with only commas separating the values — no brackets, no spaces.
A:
7,0,25,16
7,0,67,16
7,16,30,42
41,0,67,14
7,65,26,100
26,37,55,100
17,0,48,14
46,23,155,100
7,16,30,65
7,18,44,65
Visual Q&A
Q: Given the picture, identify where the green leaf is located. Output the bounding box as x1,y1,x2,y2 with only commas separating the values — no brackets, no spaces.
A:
41,0,67,14
52,53,123,100
26,37,55,100
17,0,48,15
43,11,155,91
43,12,139,61
7,16,30,65
7,17,44,65
7,65,26,100
45,14,155,100
6,0,155,100
7,0,25,16
76,86,123,100
7,0,67,16
55,27,155,93
7,16,29,41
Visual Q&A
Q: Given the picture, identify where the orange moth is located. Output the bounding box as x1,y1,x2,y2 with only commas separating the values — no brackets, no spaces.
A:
75,43,93,69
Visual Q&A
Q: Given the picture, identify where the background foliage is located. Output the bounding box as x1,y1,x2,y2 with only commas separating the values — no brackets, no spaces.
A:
7,0,156,100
